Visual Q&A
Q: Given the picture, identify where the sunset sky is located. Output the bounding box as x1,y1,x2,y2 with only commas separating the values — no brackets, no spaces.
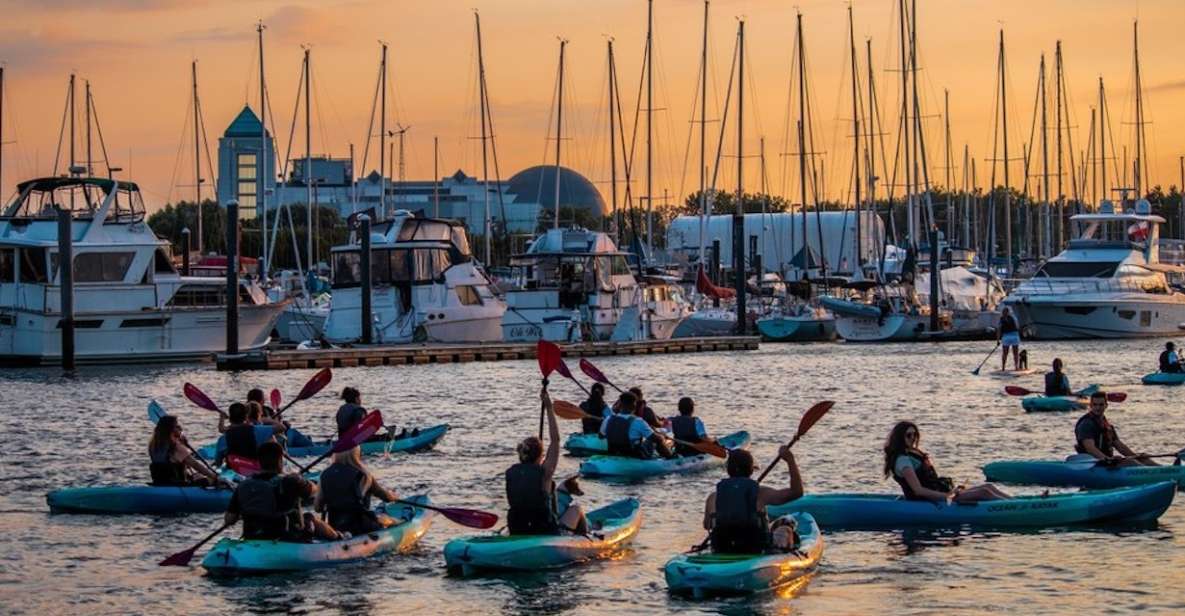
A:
2,0,1183,212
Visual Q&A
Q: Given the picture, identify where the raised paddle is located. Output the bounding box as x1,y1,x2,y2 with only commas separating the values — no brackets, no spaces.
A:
552,401,727,458
298,410,384,474
537,341,562,438
273,368,333,419
183,382,227,418
147,400,220,476
389,499,499,529
579,358,625,393
1003,385,1126,402
270,388,282,412
756,401,835,483
553,358,591,396
971,341,1001,375
159,521,234,566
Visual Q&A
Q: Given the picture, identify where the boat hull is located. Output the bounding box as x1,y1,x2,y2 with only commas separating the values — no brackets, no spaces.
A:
1005,294,1185,339
756,315,837,342
983,458,1185,489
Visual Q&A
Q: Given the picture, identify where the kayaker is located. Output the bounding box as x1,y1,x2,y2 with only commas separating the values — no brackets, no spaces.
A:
1044,358,1072,397
248,388,315,448
337,387,379,437
670,397,715,457
213,403,284,468
600,392,674,460
506,388,589,535
630,386,664,430
701,447,802,554
224,441,343,541
247,388,276,417
1075,391,1158,467
1159,342,1183,374
148,414,225,487
998,306,1021,371
315,446,399,535
579,384,612,435
884,421,1010,504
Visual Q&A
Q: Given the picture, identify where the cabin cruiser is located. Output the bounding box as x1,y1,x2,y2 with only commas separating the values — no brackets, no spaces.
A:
0,176,283,364
501,228,687,342
1003,199,1185,339
822,285,946,342
322,211,504,343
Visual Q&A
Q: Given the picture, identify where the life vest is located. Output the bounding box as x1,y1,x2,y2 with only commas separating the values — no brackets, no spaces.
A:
580,398,606,434
505,462,558,535
336,403,367,436
148,442,187,486
1044,371,1071,397
1160,350,1181,373
320,462,378,534
236,472,299,539
1074,412,1117,457
604,414,636,456
711,477,768,554
892,451,954,500
670,415,701,456
224,424,259,460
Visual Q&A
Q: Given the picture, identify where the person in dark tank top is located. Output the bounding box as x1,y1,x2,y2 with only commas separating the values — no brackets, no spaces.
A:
883,421,1010,504
506,388,590,535
315,446,399,535
702,447,803,554
147,414,224,487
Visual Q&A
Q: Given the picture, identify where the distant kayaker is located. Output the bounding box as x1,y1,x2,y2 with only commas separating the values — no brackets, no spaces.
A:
629,386,664,430
224,441,343,541
336,387,369,437
148,415,225,487
248,387,314,448
579,383,612,435
1044,358,1072,397
505,388,589,535
701,447,802,554
998,307,1021,371
600,392,674,459
315,446,399,535
1159,342,1183,374
670,397,715,457
213,402,284,467
883,421,1010,504
247,388,276,417
1075,391,1158,467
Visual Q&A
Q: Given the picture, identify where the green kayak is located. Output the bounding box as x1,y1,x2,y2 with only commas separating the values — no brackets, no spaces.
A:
1021,384,1099,412
443,498,641,576
579,431,750,480
664,513,823,598
201,495,435,574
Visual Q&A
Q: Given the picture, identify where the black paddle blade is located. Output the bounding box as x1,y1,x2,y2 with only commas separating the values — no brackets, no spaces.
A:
158,547,198,567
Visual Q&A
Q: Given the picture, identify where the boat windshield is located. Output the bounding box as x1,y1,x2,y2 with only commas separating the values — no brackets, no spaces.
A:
2,178,145,222
1035,261,1120,278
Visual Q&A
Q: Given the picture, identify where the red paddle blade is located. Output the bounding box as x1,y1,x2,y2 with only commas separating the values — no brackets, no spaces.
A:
439,507,499,529
1004,385,1033,397
296,368,333,401
183,383,221,413
227,455,261,476
537,341,562,378
554,359,575,380
333,410,383,454
158,546,198,567
795,400,835,440
269,388,282,410
578,358,610,384
553,400,589,421
1107,392,1127,403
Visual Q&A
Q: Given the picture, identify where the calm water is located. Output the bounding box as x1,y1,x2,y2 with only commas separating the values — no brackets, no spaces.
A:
1,339,1184,615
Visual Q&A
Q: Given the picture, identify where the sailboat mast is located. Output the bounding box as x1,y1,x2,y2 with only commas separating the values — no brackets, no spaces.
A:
848,6,863,273
698,0,708,276
646,0,654,251
944,90,952,245
898,0,913,246
1040,54,1050,259
257,21,268,277
1133,20,1145,196
69,73,75,172
608,39,618,238
1055,41,1064,248
1099,77,1106,201
796,13,809,275
0,65,4,197
476,12,492,263
379,43,387,220
962,144,971,247
1000,30,1011,276
732,19,746,333
553,39,566,230
85,80,92,175
433,137,439,218
192,60,203,254
304,47,313,271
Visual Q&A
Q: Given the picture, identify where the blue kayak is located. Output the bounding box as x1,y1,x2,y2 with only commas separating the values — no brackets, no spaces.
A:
765,482,1176,530
1021,384,1099,413
983,457,1185,489
1142,372,1185,386
579,431,750,480
47,485,231,515
563,433,608,457
197,424,450,459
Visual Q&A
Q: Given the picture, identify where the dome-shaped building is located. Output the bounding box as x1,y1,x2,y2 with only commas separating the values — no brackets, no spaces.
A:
506,165,607,218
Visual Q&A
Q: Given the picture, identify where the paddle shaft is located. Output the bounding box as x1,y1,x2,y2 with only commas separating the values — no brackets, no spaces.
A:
756,434,801,484
539,378,549,440
162,520,233,566
971,341,1001,375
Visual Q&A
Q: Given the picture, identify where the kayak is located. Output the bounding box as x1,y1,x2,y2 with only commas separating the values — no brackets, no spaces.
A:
196,424,450,459
202,494,435,574
578,431,750,480
1142,372,1185,386
563,433,608,457
664,513,823,598
983,456,1185,489
47,485,231,515
1021,384,1099,413
765,482,1176,530
443,497,641,576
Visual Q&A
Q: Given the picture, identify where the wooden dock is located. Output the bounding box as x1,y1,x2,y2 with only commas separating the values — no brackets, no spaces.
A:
215,336,760,371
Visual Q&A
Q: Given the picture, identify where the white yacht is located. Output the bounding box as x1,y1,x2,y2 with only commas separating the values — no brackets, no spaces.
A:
501,228,686,342
268,270,329,344
0,176,283,364
1003,199,1185,339
322,211,504,343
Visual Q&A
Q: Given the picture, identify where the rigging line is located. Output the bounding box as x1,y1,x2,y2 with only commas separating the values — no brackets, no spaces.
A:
280,59,305,189
707,23,738,212
165,88,193,205
196,91,218,200
677,40,706,208
51,78,70,175
89,90,112,177
535,42,561,210
359,50,382,183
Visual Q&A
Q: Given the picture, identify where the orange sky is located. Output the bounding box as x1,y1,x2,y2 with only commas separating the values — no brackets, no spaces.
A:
2,0,1183,212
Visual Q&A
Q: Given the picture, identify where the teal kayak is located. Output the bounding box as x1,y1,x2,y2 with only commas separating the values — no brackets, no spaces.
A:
563,433,608,457
443,498,641,576
47,485,231,515
1142,372,1185,386
983,456,1185,489
1021,385,1099,412
201,495,435,574
766,482,1176,530
664,513,823,598
579,431,750,480
197,424,450,459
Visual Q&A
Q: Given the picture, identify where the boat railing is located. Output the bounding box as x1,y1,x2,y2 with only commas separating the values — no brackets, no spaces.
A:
1008,277,1167,297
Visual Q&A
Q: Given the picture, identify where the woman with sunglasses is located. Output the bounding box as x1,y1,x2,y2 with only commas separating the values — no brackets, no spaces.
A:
883,421,1010,504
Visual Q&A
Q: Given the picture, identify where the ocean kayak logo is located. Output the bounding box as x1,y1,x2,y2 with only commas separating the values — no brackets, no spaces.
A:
986,501,1060,512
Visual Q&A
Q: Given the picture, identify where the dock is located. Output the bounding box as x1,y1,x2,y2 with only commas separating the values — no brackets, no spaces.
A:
215,336,760,371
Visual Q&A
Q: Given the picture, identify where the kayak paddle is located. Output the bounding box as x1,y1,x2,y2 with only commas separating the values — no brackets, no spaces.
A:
756,401,834,483
273,368,333,419
970,341,1001,375
299,410,383,474
183,383,228,418
579,358,625,393
147,400,220,476
159,520,234,567
552,400,726,459
537,341,562,438
269,388,282,412
1003,385,1126,402
553,358,591,396
390,499,499,529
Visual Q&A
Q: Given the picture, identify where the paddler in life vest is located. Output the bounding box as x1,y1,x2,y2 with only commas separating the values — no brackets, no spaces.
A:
505,388,590,535
1044,358,1072,396
213,403,284,468
702,447,802,554
629,386,664,430
1159,342,1183,374
315,445,399,535
579,383,612,435
1075,391,1158,467
224,442,343,541
600,392,674,459
669,397,717,457
884,421,1010,504
248,387,315,448
148,415,226,487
